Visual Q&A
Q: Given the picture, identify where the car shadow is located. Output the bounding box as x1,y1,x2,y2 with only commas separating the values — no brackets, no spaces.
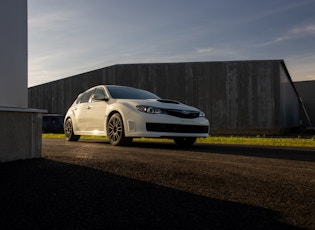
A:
194,143,315,162
85,139,315,163
0,158,301,229
132,140,315,163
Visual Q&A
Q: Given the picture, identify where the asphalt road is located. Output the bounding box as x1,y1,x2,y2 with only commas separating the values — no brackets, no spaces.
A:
1,138,315,229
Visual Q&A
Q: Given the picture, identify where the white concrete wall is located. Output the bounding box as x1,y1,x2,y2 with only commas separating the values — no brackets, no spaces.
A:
0,0,44,162
0,0,28,108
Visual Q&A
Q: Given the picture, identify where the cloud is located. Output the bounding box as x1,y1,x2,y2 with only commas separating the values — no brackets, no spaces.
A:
291,24,315,35
194,47,248,60
196,48,213,54
28,9,79,32
256,23,315,47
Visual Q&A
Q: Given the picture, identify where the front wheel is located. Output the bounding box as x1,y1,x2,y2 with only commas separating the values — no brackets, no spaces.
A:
107,113,132,146
64,118,80,141
173,137,196,147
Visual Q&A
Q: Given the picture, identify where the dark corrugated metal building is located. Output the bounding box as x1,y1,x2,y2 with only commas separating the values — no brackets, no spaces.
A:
28,60,301,135
294,80,315,128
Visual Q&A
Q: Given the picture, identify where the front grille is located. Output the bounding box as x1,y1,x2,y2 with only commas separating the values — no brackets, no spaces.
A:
165,109,200,118
146,123,209,133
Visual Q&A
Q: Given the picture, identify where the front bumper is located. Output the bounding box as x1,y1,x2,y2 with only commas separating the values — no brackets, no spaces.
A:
123,112,209,138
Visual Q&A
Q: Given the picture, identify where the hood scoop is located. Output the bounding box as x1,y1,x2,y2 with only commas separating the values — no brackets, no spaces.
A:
157,99,180,104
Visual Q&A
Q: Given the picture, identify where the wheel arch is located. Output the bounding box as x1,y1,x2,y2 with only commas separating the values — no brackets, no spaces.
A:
105,110,128,136
64,114,78,134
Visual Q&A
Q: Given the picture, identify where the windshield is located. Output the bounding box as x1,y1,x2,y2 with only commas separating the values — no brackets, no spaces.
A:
107,86,160,99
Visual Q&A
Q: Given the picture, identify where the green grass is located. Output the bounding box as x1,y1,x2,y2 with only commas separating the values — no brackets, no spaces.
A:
197,136,315,147
43,133,66,139
42,133,315,148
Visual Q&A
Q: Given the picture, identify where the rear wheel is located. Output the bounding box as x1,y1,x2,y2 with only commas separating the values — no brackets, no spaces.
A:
173,137,196,147
107,113,132,146
64,118,80,141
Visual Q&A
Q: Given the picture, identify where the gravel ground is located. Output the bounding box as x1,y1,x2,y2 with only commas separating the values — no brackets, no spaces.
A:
1,138,314,229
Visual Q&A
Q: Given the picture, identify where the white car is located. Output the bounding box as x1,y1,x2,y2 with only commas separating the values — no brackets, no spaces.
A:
64,85,209,146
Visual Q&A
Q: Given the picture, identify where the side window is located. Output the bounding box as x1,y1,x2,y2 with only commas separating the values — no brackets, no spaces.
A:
75,94,84,104
80,90,94,103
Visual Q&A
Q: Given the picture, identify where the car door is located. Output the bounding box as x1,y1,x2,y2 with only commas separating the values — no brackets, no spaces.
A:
84,87,108,134
73,89,94,132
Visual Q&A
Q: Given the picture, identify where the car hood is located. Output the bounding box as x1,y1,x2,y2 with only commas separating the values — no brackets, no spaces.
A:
115,99,201,111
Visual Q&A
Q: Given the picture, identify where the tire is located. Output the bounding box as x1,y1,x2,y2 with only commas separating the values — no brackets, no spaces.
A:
173,137,196,147
64,118,80,141
107,113,132,146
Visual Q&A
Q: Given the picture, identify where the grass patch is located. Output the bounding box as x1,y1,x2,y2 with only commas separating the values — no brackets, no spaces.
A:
197,136,315,147
42,133,315,147
42,133,106,140
42,133,66,139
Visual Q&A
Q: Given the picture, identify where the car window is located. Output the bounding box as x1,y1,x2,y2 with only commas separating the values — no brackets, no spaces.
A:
75,93,84,104
107,86,160,99
80,89,94,103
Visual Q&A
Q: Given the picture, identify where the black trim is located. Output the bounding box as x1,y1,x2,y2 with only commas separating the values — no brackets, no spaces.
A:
146,123,209,133
164,109,200,118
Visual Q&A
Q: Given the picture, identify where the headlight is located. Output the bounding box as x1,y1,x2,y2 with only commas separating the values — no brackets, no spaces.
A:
136,105,162,114
199,111,206,117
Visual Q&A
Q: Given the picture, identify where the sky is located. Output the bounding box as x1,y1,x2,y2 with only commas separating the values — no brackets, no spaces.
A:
28,0,315,87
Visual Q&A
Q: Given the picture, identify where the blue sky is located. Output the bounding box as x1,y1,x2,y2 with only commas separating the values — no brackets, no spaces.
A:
28,0,315,86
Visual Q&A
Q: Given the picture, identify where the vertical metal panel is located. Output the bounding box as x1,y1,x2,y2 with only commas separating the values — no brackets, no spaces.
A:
256,61,276,128
210,62,228,129
294,81,315,127
280,64,299,127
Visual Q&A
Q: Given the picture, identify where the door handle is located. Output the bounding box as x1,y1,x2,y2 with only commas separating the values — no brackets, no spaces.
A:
87,106,91,109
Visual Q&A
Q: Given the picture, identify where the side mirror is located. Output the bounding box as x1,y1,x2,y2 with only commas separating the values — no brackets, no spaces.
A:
93,94,109,101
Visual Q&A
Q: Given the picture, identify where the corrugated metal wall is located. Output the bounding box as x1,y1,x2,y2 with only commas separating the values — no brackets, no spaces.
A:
294,80,315,127
28,60,300,135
